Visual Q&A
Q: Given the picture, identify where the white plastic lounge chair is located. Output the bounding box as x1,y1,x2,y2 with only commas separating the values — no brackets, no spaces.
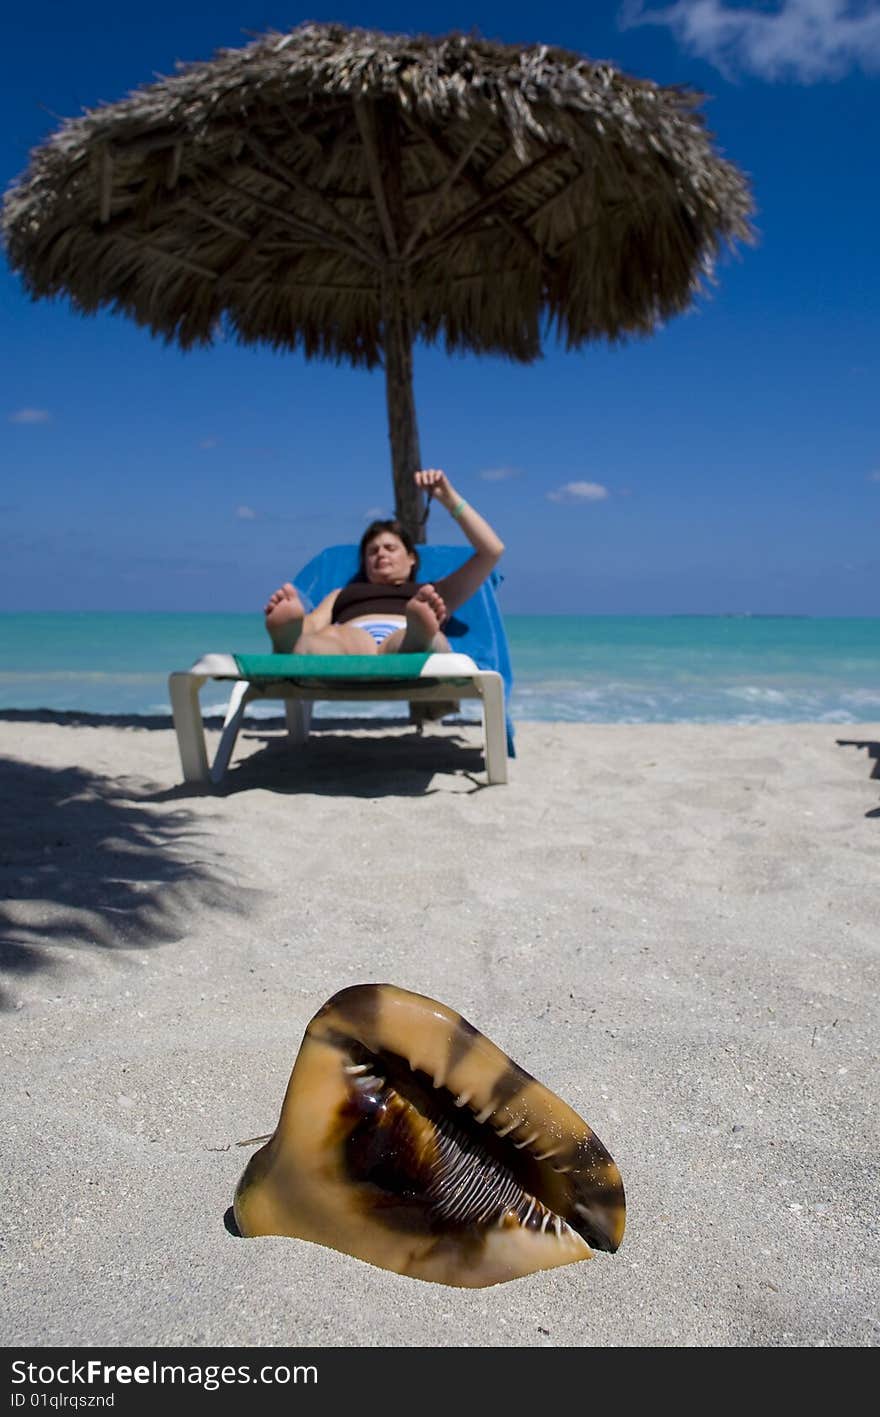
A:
168,543,515,787
169,649,509,785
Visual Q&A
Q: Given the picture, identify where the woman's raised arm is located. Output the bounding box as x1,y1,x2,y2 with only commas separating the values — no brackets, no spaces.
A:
414,469,505,615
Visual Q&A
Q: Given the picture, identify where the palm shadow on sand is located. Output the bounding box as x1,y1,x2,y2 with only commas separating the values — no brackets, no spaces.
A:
0,755,255,1009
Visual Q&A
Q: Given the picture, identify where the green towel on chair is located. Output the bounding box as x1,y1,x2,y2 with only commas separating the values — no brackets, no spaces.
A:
233,653,432,680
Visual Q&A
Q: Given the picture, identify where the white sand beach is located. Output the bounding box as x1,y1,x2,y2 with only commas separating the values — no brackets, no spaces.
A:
2,714,878,1348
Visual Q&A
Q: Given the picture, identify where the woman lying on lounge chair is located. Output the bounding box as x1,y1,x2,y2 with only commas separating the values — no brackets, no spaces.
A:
264,469,504,656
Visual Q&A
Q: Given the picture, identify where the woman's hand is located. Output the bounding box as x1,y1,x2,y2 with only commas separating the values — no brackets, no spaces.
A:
414,467,454,507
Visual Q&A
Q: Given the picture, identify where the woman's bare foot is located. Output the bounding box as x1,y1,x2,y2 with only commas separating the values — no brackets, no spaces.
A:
394,583,448,653
264,582,305,652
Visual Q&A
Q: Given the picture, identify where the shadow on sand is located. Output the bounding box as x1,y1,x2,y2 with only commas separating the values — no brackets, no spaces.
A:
0,709,180,731
0,709,491,801
151,714,492,802
0,754,255,1008
836,737,880,779
836,738,880,818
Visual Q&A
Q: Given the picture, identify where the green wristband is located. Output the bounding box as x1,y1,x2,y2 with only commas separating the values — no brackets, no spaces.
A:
450,499,467,520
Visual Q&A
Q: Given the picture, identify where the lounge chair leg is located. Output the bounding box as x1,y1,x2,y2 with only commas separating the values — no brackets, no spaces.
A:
479,673,509,785
168,672,210,782
210,681,253,783
285,700,312,744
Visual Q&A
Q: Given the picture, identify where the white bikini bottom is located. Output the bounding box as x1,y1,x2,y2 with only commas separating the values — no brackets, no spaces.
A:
349,614,407,646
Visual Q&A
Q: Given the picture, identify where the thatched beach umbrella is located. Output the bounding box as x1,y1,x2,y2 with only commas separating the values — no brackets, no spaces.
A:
3,22,752,537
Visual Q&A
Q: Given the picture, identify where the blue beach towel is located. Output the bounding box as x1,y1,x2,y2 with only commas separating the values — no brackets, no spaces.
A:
292,544,516,756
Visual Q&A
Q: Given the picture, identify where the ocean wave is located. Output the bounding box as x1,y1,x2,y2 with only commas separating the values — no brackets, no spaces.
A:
507,681,878,724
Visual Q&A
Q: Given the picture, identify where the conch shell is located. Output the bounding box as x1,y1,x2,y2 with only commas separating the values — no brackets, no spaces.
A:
234,983,625,1287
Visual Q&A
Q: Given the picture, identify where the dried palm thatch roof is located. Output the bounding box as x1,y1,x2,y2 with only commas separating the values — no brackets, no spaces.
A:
2,22,754,530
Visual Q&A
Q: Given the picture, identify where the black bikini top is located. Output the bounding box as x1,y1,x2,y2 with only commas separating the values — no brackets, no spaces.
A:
332,580,419,625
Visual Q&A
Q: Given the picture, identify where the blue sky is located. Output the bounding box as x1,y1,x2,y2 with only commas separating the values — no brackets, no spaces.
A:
2,1,878,615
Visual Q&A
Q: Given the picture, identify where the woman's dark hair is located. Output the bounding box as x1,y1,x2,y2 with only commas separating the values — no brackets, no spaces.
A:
356,519,420,582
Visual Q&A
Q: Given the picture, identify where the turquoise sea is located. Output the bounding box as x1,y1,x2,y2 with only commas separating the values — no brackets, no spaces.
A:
0,613,878,724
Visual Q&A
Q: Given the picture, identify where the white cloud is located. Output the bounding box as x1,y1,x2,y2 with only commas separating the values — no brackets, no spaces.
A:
547,481,610,503
479,466,521,481
867,469,880,482
199,437,219,449
9,407,51,424
621,0,880,82
235,505,257,520
363,506,390,520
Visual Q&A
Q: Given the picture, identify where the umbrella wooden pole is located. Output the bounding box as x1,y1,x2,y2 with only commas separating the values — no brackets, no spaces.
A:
368,99,427,542
382,274,425,542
